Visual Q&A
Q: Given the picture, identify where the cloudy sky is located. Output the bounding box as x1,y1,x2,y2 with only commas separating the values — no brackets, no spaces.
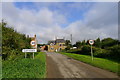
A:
2,2,118,44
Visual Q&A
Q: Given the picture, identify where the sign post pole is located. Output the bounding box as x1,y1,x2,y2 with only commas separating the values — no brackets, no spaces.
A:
91,45,93,61
89,40,94,61
25,52,27,58
33,52,34,59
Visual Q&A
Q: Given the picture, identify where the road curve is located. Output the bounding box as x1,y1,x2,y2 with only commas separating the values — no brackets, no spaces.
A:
46,52,119,78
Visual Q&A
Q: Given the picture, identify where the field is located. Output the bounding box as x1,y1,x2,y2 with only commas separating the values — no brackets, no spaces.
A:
2,52,46,78
60,52,119,75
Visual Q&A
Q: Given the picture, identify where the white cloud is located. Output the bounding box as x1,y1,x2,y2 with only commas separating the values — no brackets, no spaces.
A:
2,2,118,44
0,2,2,22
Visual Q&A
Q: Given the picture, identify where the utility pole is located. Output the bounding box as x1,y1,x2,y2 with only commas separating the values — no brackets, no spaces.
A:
71,34,72,45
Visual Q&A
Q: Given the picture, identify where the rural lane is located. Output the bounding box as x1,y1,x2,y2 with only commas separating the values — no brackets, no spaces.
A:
46,52,119,78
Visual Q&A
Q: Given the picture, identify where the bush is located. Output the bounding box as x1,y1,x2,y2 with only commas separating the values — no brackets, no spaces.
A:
94,48,110,58
66,49,81,54
107,45,120,61
65,45,71,51
80,45,91,55
101,38,118,49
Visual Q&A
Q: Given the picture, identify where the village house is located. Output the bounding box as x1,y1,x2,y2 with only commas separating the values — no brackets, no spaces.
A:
47,39,66,52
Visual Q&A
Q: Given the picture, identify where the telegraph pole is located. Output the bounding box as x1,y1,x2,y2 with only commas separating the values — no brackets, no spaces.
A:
71,34,72,45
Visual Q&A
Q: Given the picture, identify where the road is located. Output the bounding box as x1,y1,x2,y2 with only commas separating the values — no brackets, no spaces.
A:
46,52,119,78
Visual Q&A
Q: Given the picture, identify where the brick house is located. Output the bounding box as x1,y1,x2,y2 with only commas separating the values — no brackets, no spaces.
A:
47,39,66,52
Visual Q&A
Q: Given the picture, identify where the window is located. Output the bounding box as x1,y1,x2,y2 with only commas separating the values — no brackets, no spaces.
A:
51,47,54,50
59,48,62,51
50,43,54,46
59,44,62,46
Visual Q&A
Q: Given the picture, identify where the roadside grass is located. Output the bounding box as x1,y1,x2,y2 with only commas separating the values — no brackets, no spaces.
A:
0,56,2,79
2,52,46,78
60,52,119,75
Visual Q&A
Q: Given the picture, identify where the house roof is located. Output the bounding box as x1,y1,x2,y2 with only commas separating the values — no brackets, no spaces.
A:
48,40,55,45
55,39,65,43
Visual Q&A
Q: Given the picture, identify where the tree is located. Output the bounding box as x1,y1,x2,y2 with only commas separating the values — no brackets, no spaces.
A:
94,38,101,48
101,38,118,49
65,40,71,46
65,40,72,51
2,20,31,60
74,41,82,49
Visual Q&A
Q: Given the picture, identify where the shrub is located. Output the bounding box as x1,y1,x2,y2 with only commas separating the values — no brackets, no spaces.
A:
107,45,120,61
80,45,91,55
66,49,81,54
94,48,110,58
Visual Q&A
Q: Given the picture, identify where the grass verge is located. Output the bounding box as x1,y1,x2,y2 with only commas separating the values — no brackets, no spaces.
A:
2,52,46,78
60,52,119,75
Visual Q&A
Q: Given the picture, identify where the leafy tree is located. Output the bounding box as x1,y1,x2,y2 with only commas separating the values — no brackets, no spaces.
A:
2,20,31,60
94,38,101,48
81,40,86,46
74,41,82,49
65,40,71,46
65,40,72,51
101,38,118,49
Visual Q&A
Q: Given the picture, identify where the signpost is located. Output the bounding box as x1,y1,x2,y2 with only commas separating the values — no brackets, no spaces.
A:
22,38,37,59
89,40,94,61
22,49,37,59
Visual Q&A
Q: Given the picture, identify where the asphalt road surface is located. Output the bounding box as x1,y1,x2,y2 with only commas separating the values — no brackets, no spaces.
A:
46,52,119,78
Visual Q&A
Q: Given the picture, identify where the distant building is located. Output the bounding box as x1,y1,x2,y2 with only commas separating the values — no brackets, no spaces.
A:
47,39,66,52
40,45,46,51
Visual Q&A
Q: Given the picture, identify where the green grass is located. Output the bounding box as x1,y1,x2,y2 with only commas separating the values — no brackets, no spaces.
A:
60,52,119,75
2,52,46,78
0,56,2,79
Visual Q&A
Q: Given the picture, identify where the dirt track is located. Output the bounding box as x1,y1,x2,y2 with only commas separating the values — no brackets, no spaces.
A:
46,52,119,78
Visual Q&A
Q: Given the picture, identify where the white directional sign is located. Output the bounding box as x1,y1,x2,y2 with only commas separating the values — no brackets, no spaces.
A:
89,40,94,45
22,49,37,52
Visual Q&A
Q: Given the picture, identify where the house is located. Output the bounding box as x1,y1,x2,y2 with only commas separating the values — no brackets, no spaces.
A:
47,39,66,52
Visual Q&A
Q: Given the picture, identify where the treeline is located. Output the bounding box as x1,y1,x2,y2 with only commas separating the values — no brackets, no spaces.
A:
64,38,120,62
1,20,31,60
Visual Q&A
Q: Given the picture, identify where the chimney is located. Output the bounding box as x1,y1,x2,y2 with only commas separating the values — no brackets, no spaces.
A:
34,34,36,38
63,37,65,40
27,35,29,38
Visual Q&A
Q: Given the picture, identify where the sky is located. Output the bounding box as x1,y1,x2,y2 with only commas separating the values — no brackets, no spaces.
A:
1,2,118,44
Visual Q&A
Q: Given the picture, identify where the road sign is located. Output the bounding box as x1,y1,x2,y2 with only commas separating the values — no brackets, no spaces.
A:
30,40,36,46
22,49,37,59
22,49,37,52
89,40,94,45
